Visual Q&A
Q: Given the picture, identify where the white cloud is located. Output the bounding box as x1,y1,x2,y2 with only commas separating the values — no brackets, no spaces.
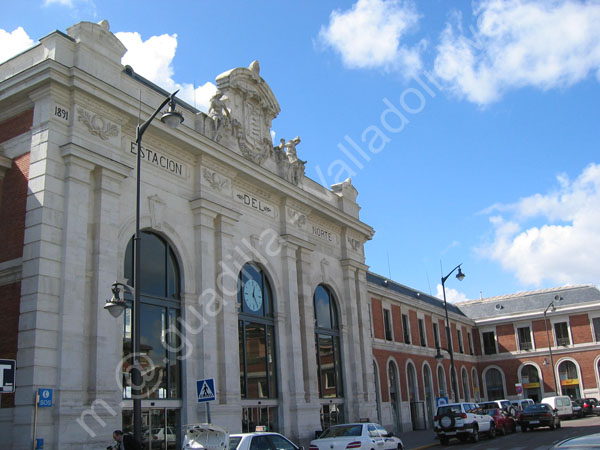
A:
479,163,600,286
319,0,423,76
436,284,468,303
0,27,35,64
44,0,73,6
434,0,600,104
116,31,216,111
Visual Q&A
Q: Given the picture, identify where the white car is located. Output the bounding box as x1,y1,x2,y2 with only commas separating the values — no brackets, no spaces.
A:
434,402,495,445
309,423,403,450
229,432,302,450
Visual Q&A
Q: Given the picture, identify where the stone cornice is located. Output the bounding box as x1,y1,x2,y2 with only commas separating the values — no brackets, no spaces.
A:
0,258,22,287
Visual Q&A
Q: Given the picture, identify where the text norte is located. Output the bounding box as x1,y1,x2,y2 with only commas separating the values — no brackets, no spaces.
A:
130,142,184,176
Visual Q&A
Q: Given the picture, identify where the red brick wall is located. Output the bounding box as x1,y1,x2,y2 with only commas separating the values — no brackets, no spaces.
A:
0,282,20,408
533,319,552,347
392,304,402,343
372,298,384,340
439,318,448,349
497,324,516,353
450,322,458,353
570,314,592,344
473,328,482,356
0,109,33,144
0,154,30,263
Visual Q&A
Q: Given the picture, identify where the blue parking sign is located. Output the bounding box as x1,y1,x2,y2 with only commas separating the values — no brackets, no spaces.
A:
38,388,53,407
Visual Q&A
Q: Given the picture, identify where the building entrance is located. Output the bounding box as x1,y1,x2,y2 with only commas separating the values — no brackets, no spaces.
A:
122,408,180,450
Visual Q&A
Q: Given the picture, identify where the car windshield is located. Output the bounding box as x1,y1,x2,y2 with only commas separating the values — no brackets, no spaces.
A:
229,437,242,450
320,425,362,438
486,409,500,416
524,404,548,412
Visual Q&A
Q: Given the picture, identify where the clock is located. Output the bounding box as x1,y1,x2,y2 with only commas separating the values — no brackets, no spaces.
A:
243,279,263,312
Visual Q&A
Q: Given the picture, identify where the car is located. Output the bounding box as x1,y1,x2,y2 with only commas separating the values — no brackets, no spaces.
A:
183,423,229,450
485,408,517,435
550,432,600,448
230,432,303,450
572,400,584,418
520,403,561,431
433,402,496,446
309,423,403,450
542,396,573,420
580,398,599,416
143,426,177,450
479,400,517,417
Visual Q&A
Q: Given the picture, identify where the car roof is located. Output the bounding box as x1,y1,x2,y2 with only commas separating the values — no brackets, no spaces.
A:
230,433,283,438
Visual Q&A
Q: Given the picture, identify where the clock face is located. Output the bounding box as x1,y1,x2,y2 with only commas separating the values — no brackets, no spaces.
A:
243,279,263,312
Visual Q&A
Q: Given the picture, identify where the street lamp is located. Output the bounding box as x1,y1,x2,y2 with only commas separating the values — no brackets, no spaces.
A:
543,295,562,395
440,264,465,402
104,90,183,446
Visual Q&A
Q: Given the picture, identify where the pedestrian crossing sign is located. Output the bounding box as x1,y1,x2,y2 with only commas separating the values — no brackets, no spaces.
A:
196,378,216,403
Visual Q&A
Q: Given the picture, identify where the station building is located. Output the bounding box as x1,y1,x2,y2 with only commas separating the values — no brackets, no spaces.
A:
0,19,599,450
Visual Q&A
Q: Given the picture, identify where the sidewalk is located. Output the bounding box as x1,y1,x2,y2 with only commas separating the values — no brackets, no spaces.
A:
399,428,438,450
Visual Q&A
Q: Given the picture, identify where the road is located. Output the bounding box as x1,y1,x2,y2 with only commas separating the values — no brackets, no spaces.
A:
432,415,600,449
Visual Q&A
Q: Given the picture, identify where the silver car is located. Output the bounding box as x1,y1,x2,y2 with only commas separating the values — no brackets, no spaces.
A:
310,423,403,450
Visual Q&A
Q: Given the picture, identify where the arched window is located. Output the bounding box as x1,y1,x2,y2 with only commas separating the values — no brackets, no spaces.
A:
315,285,344,428
437,366,447,397
373,361,382,424
423,365,434,426
238,263,277,400
122,231,182,400
407,362,418,430
461,368,470,401
485,368,505,400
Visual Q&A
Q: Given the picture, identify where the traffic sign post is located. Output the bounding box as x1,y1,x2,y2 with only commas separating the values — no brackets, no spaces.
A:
436,396,449,408
0,359,16,393
38,389,53,407
196,378,216,423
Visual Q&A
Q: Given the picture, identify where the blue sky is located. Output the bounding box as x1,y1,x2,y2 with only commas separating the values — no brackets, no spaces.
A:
2,0,600,301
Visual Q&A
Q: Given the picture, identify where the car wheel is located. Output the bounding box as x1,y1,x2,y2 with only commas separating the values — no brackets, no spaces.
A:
471,427,479,443
440,414,455,431
397,444,403,450
440,436,449,446
488,424,496,439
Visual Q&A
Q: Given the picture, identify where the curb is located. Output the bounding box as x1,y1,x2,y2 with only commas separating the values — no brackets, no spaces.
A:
407,443,438,450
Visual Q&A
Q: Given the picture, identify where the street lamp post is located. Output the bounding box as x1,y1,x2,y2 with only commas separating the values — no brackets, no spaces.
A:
104,90,183,446
440,264,465,403
543,295,562,395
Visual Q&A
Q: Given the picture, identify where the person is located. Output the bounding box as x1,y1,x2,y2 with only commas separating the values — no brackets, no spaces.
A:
112,430,141,450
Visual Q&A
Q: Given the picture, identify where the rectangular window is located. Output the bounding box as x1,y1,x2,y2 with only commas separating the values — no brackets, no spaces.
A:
402,314,411,344
418,319,426,347
554,322,571,346
383,308,393,341
482,331,497,355
593,317,600,342
517,326,532,351
457,329,464,353
467,331,474,355
433,322,440,349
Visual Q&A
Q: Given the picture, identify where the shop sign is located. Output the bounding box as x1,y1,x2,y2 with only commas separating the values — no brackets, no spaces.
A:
523,382,540,389
561,378,579,386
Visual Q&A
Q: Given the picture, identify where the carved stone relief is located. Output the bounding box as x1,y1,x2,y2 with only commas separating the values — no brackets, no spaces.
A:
77,108,119,140
202,167,231,193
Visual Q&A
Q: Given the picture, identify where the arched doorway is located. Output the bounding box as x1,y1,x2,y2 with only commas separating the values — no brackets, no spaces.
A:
373,361,382,424
471,368,480,401
122,231,183,448
520,364,542,402
485,367,505,400
407,362,420,430
423,364,434,428
388,361,402,434
461,368,470,401
314,284,344,429
437,365,447,397
558,360,581,398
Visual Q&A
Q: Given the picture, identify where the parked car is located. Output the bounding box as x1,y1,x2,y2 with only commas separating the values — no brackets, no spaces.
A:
231,432,303,450
183,423,229,450
550,432,600,448
572,400,584,418
143,426,177,450
433,402,496,445
485,408,517,435
542,396,573,420
579,398,600,416
479,399,517,417
309,423,403,450
511,399,535,421
520,403,561,431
